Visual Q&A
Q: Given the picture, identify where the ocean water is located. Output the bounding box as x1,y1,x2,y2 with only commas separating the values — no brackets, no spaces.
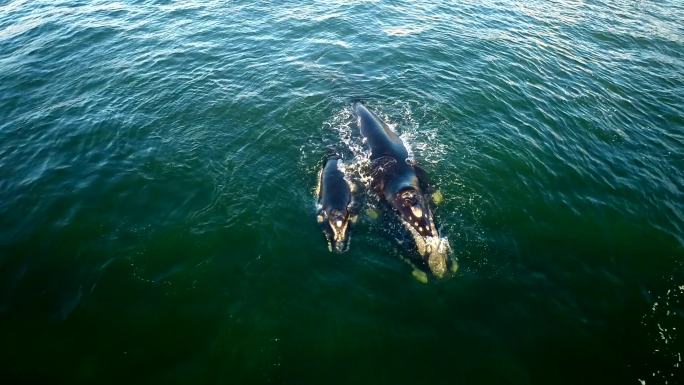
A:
1,0,683,384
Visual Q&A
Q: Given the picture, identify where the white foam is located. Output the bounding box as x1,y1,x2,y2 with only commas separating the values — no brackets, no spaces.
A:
324,105,374,189
383,26,425,36
309,38,351,49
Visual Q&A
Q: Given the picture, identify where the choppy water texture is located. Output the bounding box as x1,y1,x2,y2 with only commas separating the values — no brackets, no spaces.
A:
1,0,683,384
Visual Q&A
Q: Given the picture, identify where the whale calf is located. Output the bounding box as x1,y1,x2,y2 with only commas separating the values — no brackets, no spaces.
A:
353,102,453,277
316,156,356,253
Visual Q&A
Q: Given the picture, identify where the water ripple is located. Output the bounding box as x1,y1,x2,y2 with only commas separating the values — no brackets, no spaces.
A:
1,0,683,383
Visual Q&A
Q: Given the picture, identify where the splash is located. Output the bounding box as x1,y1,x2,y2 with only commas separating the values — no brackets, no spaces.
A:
323,105,373,189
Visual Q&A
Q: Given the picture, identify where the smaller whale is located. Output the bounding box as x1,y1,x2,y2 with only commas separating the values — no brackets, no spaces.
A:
316,156,356,253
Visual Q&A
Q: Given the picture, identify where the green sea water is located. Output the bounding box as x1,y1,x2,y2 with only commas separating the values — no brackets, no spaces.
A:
1,0,683,384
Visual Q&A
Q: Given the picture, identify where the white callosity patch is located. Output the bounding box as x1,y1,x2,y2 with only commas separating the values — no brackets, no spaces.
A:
323,215,350,253
400,213,454,278
330,219,350,252
429,236,455,275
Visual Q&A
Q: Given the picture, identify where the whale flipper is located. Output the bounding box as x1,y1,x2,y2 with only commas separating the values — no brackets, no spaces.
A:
414,164,434,195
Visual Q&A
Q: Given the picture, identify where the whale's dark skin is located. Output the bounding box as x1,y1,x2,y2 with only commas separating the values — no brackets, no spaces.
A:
354,102,451,277
317,157,354,253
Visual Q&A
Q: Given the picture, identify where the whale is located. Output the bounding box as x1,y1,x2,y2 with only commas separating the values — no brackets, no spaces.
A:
316,156,356,253
353,102,453,277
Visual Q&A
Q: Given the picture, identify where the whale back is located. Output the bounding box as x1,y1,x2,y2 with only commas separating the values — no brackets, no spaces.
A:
319,158,351,211
354,103,408,161
354,104,420,199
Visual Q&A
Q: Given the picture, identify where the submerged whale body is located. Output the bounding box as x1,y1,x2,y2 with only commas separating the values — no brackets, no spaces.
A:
316,157,355,253
353,102,453,277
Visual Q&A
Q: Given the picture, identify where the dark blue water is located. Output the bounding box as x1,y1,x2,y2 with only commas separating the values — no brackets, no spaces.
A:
1,1,683,384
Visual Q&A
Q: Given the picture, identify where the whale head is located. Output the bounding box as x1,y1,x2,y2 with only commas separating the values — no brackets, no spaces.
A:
317,207,351,253
392,187,455,277
393,188,436,238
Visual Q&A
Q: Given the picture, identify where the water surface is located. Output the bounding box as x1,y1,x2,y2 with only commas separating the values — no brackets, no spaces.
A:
1,0,683,384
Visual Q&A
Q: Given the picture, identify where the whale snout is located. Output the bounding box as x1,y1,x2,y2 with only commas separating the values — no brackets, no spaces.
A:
426,236,455,278
392,190,456,278
329,218,350,253
319,209,351,253
393,188,436,238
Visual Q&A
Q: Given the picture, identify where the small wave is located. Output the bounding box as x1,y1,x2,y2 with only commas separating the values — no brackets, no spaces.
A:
309,38,351,49
383,26,425,36
0,18,42,42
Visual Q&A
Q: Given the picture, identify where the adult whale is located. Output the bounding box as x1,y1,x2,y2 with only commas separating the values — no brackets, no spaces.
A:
354,102,453,277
